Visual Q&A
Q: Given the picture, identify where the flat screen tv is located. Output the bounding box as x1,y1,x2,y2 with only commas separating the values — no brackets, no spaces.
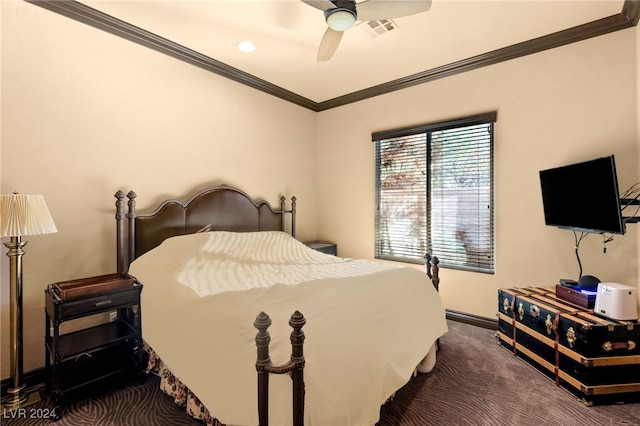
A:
539,155,625,235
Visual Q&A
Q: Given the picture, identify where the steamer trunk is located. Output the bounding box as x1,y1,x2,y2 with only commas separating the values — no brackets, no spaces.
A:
497,286,640,405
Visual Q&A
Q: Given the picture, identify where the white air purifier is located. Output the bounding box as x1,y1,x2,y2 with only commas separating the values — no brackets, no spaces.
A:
594,283,638,321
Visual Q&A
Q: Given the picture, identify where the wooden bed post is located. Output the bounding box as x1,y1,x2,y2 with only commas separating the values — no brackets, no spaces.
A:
280,196,286,237
254,311,306,426
425,253,440,291
280,195,297,238
289,310,305,426
290,196,297,238
127,191,137,270
254,312,272,426
115,191,126,274
425,254,441,350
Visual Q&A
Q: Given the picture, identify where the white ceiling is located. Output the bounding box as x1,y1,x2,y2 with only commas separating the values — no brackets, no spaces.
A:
81,1,625,103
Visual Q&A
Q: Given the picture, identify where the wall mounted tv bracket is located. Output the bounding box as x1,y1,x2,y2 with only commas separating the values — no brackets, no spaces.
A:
621,198,640,223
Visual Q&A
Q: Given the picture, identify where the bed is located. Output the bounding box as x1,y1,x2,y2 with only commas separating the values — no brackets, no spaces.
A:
114,185,447,426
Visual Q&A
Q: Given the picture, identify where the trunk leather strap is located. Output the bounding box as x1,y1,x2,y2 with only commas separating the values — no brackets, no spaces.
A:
510,295,517,355
552,314,560,386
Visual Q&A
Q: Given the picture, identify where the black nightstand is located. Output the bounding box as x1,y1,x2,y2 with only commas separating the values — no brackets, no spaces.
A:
304,240,337,256
44,273,144,419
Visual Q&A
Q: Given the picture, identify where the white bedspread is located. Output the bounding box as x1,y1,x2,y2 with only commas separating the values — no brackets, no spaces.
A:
174,231,402,296
129,231,447,426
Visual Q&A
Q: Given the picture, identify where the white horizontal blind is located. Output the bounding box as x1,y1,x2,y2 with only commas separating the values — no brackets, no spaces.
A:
374,113,495,273
430,123,494,272
375,134,427,262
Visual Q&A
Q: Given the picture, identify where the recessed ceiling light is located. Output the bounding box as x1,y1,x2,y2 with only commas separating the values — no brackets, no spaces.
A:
236,41,256,53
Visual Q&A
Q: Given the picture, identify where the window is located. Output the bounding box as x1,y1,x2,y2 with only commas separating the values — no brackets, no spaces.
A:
374,112,496,273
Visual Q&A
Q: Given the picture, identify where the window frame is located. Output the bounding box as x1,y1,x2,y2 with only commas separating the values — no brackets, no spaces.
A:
373,111,497,273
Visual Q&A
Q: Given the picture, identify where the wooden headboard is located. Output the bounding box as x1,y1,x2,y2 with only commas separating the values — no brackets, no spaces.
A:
115,185,296,273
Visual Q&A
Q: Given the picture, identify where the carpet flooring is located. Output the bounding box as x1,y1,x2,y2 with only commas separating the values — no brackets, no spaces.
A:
377,320,640,426
3,320,639,425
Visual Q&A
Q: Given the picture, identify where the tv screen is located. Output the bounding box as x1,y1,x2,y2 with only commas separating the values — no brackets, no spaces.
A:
539,155,625,235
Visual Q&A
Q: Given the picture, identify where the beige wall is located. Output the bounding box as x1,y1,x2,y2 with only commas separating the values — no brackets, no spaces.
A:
316,28,639,319
1,2,317,377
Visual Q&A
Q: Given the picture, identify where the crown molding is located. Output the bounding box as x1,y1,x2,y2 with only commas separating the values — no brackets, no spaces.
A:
26,0,640,112
316,5,639,111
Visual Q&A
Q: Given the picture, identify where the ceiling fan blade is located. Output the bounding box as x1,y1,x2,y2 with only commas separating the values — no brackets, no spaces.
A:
317,27,344,62
301,0,337,12
357,0,432,21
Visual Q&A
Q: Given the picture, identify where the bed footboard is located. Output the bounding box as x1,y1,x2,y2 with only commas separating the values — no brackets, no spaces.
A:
254,311,306,426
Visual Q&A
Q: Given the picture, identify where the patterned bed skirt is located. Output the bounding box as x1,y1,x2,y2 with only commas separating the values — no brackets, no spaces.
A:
145,343,225,426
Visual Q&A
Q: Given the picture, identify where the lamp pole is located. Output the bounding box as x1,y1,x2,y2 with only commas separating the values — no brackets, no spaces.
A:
2,236,40,409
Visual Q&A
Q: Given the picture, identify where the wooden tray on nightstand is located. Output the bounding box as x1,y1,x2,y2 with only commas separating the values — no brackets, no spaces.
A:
52,273,135,300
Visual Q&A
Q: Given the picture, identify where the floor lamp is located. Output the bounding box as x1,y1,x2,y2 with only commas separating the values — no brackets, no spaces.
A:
1,193,57,409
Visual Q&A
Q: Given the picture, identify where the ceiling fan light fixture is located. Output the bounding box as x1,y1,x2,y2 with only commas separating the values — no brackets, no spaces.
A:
326,9,356,31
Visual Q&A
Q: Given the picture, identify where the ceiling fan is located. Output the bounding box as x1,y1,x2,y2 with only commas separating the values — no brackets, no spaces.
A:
301,0,432,62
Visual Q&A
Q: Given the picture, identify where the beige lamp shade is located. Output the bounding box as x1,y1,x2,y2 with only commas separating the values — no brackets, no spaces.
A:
0,193,58,237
